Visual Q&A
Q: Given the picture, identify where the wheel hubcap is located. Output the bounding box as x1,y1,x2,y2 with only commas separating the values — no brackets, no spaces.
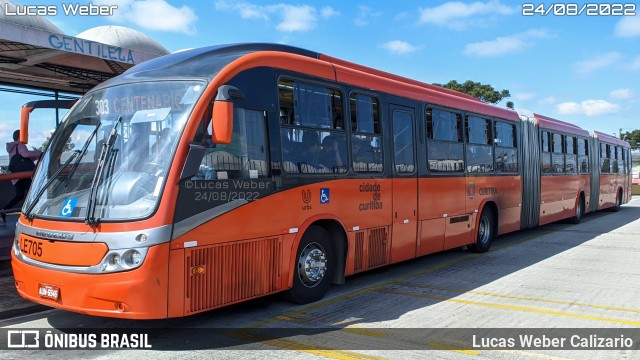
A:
298,243,327,288
478,217,490,244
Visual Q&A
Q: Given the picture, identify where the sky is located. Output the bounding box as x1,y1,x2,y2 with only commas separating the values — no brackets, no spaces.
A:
1,0,639,156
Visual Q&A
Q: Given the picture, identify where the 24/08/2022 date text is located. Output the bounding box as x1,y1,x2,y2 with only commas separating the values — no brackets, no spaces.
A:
522,3,635,16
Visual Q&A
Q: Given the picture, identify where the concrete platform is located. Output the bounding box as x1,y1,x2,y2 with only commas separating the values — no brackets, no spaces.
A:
0,214,58,319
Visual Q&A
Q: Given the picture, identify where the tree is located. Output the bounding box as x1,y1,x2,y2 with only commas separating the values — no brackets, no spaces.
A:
38,130,75,152
621,130,640,148
433,80,514,109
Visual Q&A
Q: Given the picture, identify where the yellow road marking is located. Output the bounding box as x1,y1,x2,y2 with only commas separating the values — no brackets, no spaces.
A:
225,330,388,360
494,349,574,360
426,341,479,355
343,328,387,338
376,288,640,327
398,283,640,314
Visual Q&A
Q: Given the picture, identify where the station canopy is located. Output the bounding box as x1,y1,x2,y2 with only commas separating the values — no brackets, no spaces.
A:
0,0,169,94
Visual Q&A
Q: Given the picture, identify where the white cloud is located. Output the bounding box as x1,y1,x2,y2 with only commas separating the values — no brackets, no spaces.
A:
381,40,422,55
354,5,381,26
464,29,550,57
514,92,535,101
276,5,316,32
573,52,621,74
215,1,327,32
419,0,515,30
615,14,640,38
97,0,197,35
320,6,339,18
610,88,634,100
630,55,640,70
557,99,620,116
540,96,557,105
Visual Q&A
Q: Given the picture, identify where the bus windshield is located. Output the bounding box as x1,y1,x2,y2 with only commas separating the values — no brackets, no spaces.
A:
23,80,206,222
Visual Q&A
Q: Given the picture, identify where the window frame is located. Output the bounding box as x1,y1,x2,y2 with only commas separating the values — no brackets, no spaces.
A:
349,91,384,173
494,119,518,174
277,76,348,176
425,105,465,174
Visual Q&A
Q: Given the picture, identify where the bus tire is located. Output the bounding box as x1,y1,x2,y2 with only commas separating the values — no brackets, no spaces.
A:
469,207,494,253
284,226,335,304
612,190,622,212
570,195,585,224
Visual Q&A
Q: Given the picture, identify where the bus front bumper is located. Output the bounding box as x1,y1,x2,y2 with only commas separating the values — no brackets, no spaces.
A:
11,243,170,319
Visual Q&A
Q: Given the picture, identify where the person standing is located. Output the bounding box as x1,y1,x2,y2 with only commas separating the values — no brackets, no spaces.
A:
1,130,42,223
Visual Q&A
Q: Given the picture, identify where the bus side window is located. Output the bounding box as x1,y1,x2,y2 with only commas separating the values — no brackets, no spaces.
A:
578,137,589,173
279,78,347,174
465,115,493,173
350,93,382,172
194,108,269,180
392,110,415,173
600,143,610,174
551,132,564,173
495,121,517,173
426,107,464,173
541,131,552,174
565,135,577,173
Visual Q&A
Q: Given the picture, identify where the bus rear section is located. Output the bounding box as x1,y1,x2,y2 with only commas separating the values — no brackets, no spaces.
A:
593,131,632,211
535,114,591,226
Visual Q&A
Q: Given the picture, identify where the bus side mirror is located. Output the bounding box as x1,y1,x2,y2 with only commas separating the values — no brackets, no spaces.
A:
212,85,244,145
20,105,34,144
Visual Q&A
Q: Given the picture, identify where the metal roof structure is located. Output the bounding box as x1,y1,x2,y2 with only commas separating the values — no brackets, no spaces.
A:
0,0,168,94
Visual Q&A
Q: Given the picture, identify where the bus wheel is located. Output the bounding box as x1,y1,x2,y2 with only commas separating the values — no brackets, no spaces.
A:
612,190,622,212
570,196,584,224
285,226,335,304
469,207,494,253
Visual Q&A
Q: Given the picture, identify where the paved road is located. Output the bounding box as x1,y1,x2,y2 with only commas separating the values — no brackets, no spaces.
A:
1,198,639,359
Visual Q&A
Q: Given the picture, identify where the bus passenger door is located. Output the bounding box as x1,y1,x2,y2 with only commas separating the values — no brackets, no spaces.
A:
390,105,418,263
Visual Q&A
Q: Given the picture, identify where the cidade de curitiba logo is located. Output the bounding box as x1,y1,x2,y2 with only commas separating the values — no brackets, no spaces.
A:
3,3,117,16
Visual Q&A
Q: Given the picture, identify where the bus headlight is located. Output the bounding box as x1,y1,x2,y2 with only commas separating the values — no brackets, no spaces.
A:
99,247,148,273
122,250,142,267
106,253,120,271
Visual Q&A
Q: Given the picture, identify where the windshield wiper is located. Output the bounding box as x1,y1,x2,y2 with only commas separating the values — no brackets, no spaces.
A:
24,121,102,220
24,151,80,220
64,124,101,187
86,116,122,227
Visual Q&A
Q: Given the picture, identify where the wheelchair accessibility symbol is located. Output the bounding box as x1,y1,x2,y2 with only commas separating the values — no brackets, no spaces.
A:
59,198,78,217
320,188,330,204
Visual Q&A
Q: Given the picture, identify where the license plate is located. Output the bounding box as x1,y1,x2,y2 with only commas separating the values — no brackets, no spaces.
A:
38,283,59,300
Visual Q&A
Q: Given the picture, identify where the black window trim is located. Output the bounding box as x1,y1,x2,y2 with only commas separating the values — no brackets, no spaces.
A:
277,74,349,177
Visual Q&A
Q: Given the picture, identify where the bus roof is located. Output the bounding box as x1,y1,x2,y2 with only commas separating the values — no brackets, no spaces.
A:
533,113,590,137
96,43,519,121
593,131,630,147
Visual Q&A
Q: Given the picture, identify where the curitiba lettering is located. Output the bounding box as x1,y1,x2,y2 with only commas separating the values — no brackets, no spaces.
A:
358,182,383,211
48,34,134,64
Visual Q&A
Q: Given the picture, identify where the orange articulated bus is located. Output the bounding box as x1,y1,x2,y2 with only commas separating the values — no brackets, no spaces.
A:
534,113,592,225
592,131,632,211
11,44,632,319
